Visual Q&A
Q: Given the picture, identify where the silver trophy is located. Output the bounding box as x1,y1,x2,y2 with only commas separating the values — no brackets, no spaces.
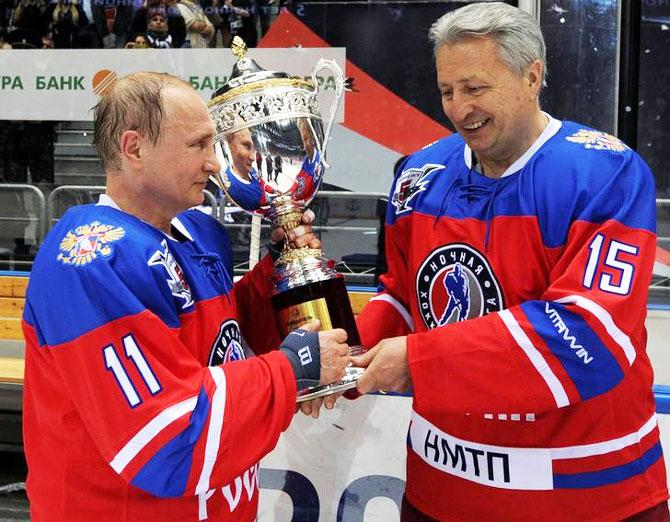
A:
208,38,364,402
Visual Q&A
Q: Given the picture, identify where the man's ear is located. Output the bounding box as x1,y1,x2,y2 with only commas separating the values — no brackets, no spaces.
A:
526,59,544,100
119,130,143,167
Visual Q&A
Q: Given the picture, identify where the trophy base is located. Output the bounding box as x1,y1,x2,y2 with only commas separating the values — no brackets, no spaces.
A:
296,365,364,403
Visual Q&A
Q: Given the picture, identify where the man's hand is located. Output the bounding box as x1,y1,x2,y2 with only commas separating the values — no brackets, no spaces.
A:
300,319,348,386
279,320,349,405
292,320,348,419
351,336,411,394
298,392,342,419
269,209,321,251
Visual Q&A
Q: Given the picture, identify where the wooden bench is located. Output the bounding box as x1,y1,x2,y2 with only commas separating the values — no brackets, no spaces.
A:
0,276,26,342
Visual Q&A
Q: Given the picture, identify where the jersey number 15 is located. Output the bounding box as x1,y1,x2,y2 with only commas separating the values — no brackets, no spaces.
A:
583,233,639,296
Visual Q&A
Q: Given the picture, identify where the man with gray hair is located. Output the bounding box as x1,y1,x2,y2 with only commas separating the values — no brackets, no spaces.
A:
354,3,667,520
22,71,350,520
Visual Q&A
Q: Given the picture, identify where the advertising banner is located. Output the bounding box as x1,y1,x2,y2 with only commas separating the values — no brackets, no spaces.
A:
0,48,345,121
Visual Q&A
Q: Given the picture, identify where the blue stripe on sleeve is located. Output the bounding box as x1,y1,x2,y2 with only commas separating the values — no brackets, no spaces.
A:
521,301,624,401
131,387,211,497
553,442,663,489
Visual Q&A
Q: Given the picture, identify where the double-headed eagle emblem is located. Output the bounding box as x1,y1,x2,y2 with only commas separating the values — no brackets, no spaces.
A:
566,129,628,152
57,221,125,266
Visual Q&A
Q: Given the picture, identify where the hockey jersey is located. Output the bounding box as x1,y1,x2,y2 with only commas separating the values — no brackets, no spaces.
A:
357,116,668,520
22,199,295,521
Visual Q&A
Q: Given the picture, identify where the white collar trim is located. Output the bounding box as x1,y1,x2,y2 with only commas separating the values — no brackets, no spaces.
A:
463,112,562,178
97,193,193,241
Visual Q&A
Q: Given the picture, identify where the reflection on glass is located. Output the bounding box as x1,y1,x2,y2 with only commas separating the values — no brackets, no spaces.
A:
214,117,325,214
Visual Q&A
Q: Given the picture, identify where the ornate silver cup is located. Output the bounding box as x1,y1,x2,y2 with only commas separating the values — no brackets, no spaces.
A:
208,38,363,402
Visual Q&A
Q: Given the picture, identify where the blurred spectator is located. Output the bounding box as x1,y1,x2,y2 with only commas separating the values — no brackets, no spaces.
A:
201,0,226,47
256,0,271,36
46,0,88,48
225,0,255,47
176,0,212,47
0,27,12,47
1,0,12,30
92,0,133,48
124,30,147,47
145,6,171,47
9,0,49,44
131,0,185,48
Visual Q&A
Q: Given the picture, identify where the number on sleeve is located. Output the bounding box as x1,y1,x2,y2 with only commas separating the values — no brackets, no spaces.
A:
582,233,639,296
104,335,162,407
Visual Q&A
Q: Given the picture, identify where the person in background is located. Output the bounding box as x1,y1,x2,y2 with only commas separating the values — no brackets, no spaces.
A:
176,0,212,47
353,3,668,521
124,31,148,48
145,6,172,47
131,0,186,48
22,71,350,521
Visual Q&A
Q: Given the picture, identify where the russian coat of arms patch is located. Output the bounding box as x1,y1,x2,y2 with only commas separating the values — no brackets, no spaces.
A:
566,129,628,152
57,221,125,266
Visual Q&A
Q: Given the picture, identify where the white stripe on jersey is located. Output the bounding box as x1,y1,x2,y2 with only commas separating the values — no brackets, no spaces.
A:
110,396,198,473
499,309,570,408
556,295,636,365
410,410,657,490
195,366,227,494
370,293,415,332
551,414,657,460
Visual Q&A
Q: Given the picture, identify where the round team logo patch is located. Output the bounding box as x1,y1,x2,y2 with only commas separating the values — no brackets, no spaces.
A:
415,244,504,329
208,319,246,366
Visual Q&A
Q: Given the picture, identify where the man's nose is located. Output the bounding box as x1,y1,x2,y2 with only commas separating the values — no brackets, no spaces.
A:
205,146,221,174
446,93,473,124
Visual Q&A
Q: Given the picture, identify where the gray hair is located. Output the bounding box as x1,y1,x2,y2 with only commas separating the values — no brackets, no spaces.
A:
429,2,546,86
93,71,191,172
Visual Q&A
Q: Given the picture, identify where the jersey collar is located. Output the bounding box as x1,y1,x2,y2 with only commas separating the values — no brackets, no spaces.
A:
463,112,562,178
97,193,194,241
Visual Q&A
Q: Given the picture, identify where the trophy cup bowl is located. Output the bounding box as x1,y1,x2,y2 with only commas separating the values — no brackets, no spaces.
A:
208,38,364,402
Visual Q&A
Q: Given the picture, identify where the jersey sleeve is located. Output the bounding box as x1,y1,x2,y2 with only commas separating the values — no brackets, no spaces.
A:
234,254,282,355
356,163,416,348
407,152,656,416
22,250,296,499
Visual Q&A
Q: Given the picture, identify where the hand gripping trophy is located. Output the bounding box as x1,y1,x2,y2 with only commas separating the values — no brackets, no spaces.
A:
208,37,364,402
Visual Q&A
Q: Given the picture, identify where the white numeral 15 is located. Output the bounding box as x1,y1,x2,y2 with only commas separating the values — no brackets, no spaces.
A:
583,233,639,296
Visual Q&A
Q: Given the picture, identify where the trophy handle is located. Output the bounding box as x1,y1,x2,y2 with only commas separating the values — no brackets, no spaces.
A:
310,58,345,157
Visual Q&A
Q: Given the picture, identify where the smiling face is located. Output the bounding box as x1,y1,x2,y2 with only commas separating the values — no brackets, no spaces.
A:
436,36,545,177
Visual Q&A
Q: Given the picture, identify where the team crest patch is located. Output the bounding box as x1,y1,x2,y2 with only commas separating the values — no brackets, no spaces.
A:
391,163,443,214
566,129,628,152
209,319,246,365
416,244,504,329
148,239,194,309
57,221,125,266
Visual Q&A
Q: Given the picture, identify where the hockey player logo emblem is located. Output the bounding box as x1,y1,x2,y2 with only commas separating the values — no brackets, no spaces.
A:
57,221,125,266
391,163,443,214
147,239,194,310
416,244,504,329
209,319,246,365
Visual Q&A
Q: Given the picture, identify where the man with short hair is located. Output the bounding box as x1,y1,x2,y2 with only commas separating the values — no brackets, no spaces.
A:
22,71,350,520
354,3,668,520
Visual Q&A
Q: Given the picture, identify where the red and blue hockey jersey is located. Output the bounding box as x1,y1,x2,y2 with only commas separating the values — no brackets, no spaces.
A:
22,198,295,521
357,116,668,520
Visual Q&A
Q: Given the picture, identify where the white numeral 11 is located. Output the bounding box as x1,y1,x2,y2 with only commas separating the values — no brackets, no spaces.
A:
104,335,162,407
